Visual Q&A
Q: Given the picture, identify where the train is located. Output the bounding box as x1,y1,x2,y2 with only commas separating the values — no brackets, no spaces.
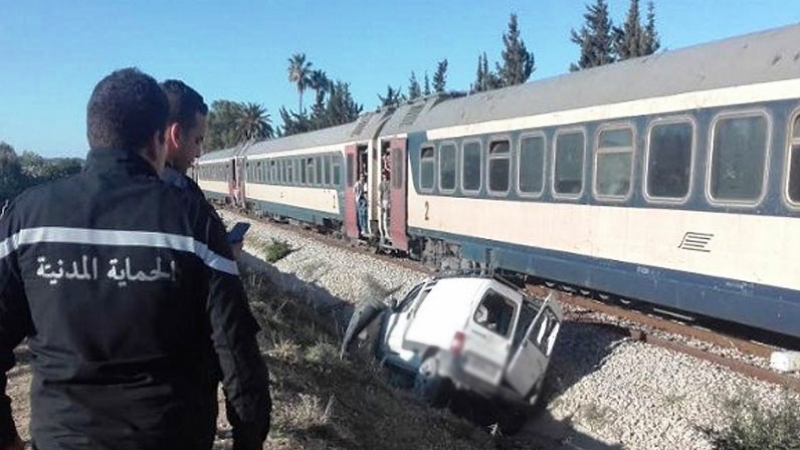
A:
194,23,800,339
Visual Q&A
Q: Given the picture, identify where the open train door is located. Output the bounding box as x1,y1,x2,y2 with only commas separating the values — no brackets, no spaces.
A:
237,156,247,207
343,144,359,238
389,138,409,251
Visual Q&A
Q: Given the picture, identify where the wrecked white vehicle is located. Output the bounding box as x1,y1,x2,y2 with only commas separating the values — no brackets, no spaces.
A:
342,271,563,419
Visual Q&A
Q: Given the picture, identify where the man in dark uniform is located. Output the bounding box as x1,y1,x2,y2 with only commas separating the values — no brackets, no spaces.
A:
0,68,271,450
158,79,247,446
158,79,243,259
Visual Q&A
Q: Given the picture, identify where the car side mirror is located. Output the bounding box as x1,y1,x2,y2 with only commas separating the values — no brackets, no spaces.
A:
387,297,398,311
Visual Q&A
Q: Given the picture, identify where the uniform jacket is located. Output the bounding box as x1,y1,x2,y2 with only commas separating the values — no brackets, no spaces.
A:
0,148,271,450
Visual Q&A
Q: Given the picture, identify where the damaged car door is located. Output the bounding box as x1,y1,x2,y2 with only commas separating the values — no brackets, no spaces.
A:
504,293,563,401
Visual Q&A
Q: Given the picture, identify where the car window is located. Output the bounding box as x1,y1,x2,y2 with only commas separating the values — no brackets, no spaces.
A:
397,282,424,312
473,290,516,338
512,301,538,350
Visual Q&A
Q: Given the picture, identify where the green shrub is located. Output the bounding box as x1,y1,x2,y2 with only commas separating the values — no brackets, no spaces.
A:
700,391,800,450
262,238,293,263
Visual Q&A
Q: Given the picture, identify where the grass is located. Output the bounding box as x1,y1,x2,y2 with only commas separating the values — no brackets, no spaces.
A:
698,390,800,450
259,238,294,263
238,264,498,450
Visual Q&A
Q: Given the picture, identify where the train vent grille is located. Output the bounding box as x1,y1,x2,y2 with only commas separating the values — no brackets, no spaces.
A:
400,104,425,128
351,116,371,137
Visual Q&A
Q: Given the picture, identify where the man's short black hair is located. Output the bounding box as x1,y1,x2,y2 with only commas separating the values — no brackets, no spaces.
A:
160,79,209,132
87,67,169,152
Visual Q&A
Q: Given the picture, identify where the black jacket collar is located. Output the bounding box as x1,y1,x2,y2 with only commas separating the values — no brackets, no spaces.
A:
84,148,159,179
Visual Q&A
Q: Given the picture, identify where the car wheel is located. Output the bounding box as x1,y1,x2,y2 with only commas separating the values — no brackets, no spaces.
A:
526,377,549,412
414,355,448,407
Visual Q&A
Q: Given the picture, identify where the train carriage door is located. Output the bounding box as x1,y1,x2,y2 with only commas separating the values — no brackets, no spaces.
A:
389,138,409,251
227,160,236,205
238,157,247,206
344,145,359,238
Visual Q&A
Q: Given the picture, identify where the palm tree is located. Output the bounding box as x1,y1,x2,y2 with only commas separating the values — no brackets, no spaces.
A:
234,102,273,142
308,69,332,108
287,53,312,114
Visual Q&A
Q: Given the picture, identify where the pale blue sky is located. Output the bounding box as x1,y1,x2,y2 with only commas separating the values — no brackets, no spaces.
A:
1,0,798,158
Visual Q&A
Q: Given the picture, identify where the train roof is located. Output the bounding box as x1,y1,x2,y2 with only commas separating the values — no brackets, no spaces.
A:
198,142,250,163
394,22,800,135
244,109,391,157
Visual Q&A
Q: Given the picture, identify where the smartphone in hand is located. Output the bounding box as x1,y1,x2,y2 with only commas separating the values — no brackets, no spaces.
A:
227,221,251,244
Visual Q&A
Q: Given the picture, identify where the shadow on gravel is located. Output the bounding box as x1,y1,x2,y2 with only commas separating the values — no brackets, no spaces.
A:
545,320,628,398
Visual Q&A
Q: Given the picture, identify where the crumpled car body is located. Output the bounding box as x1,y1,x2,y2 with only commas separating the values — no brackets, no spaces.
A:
342,271,563,411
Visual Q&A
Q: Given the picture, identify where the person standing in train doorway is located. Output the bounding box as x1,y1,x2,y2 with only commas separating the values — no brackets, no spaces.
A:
379,170,390,243
354,172,368,237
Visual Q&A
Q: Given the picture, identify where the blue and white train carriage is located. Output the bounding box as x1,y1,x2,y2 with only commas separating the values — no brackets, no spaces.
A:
195,142,250,205
196,23,800,338
398,23,800,338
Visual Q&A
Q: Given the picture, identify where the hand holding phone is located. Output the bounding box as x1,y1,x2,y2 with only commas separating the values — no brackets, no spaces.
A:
227,221,251,244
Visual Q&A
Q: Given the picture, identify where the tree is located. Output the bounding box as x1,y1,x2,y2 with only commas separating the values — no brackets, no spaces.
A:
287,53,312,114
378,85,405,108
433,59,448,93
496,14,536,86
614,0,660,60
308,69,332,110
322,81,362,127
0,142,24,202
570,0,616,71
278,107,312,137
408,72,422,100
279,80,363,136
473,53,502,93
642,1,661,55
613,0,642,60
423,72,431,96
234,103,274,142
205,100,244,151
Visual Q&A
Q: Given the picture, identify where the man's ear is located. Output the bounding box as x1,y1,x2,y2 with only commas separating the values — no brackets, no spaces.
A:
165,122,183,149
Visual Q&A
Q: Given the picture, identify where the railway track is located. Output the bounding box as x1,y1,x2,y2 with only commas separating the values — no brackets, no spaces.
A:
526,285,800,393
223,205,800,393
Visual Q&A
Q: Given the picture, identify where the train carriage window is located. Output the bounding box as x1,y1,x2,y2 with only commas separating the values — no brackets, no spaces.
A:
709,112,769,203
420,146,435,191
324,156,331,186
392,147,403,189
462,141,482,193
594,127,634,199
287,159,294,184
439,143,457,192
518,134,545,196
553,130,585,196
269,160,276,184
333,161,342,186
488,139,510,194
300,159,307,185
787,114,800,203
646,120,693,200
316,157,323,186
306,157,315,185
